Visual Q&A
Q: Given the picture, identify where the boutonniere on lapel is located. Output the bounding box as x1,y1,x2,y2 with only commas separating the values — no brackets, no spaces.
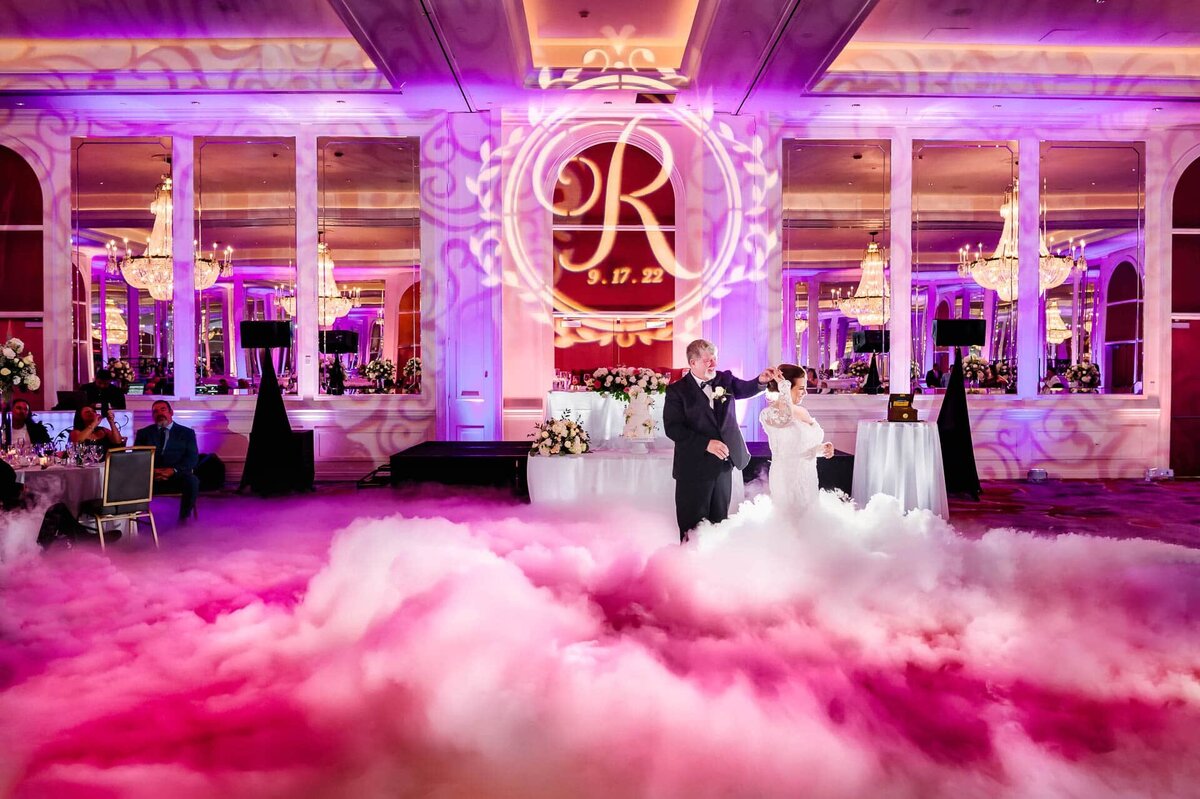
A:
710,386,728,403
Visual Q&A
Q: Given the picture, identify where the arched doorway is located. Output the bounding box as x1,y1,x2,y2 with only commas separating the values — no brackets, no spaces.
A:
1171,155,1200,475
397,281,421,393
1103,261,1143,393
0,144,45,409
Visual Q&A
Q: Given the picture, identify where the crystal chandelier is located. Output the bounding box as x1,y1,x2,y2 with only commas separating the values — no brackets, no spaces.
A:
958,180,1085,303
1045,299,1071,345
105,176,232,301
838,232,890,326
91,303,128,346
278,237,359,328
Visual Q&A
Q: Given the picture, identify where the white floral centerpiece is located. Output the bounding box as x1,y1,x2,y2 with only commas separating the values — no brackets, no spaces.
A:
846,360,871,379
586,366,670,401
402,357,421,382
1065,356,1100,392
362,358,396,390
529,411,590,456
0,337,41,401
961,355,989,384
107,358,134,385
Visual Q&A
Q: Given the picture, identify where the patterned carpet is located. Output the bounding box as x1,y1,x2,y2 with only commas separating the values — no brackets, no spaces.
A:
950,479,1200,549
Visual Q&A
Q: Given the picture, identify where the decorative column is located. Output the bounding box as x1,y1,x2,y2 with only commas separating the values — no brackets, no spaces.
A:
807,278,820,368
1017,137,1041,397
295,128,319,398
888,131,914,391
171,136,196,398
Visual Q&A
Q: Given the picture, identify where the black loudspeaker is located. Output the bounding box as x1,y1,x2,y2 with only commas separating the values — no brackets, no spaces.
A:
852,330,890,353
240,320,292,349
319,330,359,354
934,319,986,347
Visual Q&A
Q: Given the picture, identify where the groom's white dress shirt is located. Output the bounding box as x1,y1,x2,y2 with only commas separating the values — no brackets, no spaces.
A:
692,373,714,408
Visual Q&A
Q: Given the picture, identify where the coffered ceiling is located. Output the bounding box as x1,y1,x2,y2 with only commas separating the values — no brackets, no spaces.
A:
2,0,1193,115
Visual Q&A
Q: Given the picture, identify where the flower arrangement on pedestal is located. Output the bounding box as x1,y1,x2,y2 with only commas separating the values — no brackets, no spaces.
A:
362,358,396,392
586,366,670,400
402,357,421,384
529,411,590,456
0,337,40,400
107,358,134,386
961,355,989,384
846,360,871,379
1065,356,1100,392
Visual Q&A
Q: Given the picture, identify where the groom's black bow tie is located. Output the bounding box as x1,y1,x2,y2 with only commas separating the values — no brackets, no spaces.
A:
698,380,712,390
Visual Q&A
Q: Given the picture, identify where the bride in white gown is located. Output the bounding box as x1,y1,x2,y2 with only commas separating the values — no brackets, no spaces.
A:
759,364,835,515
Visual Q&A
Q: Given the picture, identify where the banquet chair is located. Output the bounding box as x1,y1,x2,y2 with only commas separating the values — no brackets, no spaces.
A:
80,446,158,551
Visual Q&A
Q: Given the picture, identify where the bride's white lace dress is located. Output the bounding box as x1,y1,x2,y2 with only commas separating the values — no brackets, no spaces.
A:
760,395,825,515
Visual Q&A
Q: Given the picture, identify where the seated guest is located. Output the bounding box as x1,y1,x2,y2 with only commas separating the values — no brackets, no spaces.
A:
1043,367,1064,391
69,405,126,450
81,369,127,410
7,399,52,448
925,365,943,389
134,400,199,521
940,369,952,388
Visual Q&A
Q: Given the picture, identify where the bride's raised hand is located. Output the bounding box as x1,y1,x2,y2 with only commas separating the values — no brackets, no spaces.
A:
821,442,834,458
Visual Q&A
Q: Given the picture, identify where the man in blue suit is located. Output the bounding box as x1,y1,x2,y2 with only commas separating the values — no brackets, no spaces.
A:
134,399,199,521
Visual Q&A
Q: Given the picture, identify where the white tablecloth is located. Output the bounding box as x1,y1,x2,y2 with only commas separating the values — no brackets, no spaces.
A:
851,421,949,518
546,391,665,443
15,464,104,516
527,444,744,516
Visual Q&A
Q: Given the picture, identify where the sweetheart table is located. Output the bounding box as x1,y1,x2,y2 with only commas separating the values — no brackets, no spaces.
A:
527,443,744,516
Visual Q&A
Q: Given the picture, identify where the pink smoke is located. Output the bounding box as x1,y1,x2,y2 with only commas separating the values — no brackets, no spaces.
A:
1,488,1197,798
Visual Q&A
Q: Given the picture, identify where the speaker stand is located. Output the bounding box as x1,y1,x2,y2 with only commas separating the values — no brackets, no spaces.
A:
936,347,981,500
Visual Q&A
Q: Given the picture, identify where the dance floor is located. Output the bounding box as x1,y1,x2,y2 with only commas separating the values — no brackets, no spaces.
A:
1,480,1198,799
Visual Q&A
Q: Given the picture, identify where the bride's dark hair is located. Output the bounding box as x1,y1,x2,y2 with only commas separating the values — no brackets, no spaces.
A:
767,364,807,393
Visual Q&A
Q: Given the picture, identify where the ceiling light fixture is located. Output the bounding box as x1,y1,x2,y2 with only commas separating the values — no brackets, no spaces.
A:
105,176,232,301
839,232,890,326
1045,300,1071,344
278,233,359,327
957,179,1084,303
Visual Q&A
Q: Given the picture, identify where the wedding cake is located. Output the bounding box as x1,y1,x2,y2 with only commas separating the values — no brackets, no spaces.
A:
622,386,657,440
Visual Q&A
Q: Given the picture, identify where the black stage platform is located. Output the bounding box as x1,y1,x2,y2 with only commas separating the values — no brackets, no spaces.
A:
390,441,854,499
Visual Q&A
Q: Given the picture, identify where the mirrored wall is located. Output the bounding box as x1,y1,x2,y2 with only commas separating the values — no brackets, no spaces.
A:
913,141,1018,393
1039,142,1144,394
315,137,420,395
195,137,297,394
73,137,176,394
783,140,890,393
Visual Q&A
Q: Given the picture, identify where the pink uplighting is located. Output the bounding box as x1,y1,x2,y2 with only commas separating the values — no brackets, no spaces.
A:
2,489,1198,798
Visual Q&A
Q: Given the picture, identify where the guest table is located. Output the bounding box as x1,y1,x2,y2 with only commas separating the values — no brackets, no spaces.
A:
14,464,104,516
851,420,949,518
527,441,744,516
545,391,665,442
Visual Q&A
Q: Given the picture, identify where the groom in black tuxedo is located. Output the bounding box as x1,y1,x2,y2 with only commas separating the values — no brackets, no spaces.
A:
664,339,779,541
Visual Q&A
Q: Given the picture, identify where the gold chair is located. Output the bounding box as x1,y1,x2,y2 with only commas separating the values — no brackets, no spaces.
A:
81,446,159,550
